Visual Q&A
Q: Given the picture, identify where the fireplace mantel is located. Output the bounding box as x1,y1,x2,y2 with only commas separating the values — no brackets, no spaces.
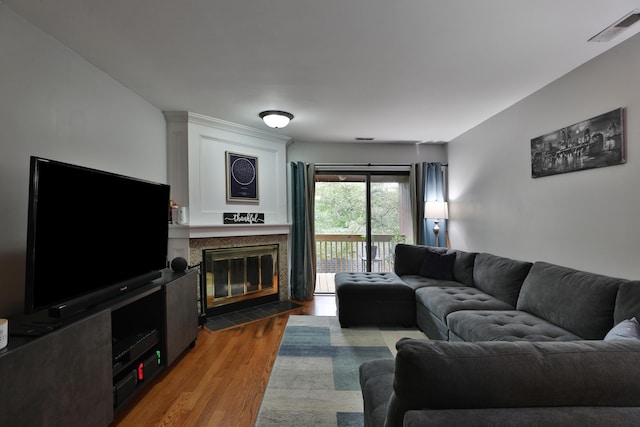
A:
169,223,290,239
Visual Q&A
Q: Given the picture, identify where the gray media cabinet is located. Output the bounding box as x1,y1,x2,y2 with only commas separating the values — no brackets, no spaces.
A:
0,268,198,427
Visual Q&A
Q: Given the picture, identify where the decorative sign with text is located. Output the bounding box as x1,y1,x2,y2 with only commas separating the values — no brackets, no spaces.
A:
223,212,265,225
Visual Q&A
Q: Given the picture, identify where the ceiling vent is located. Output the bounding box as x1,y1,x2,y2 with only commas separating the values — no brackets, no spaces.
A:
589,9,640,42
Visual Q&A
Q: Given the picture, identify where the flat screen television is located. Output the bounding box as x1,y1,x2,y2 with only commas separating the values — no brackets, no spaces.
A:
24,156,170,318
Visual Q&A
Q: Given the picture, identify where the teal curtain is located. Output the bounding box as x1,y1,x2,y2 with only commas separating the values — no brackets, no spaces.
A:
290,162,316,301
410,163,426,244
412,162,447,246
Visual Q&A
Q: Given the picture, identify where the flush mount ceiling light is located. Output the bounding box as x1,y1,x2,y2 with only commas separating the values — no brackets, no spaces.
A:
259,110,294,129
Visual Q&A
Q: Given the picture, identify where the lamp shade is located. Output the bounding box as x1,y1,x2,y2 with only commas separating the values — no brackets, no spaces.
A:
425,201,449,219
259,110,294,128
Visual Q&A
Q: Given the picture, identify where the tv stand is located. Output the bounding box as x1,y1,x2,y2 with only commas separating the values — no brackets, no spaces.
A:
9,318,62,336
0,268,198,427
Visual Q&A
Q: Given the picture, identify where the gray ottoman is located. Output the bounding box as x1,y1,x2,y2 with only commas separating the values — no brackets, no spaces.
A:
335,272,416,327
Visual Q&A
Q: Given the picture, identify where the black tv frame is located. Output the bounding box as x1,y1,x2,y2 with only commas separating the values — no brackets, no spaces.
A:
24,157,170,319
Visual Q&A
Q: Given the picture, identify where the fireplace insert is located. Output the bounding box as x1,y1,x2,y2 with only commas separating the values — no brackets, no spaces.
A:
202,244,279,314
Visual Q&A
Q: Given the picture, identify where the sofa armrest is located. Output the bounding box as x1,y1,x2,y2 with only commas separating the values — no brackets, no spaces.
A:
360,359,395,427
386,339,640,427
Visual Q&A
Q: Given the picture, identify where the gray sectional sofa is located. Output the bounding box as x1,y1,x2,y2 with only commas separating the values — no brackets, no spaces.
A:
361,339,640,427
336,244,640,426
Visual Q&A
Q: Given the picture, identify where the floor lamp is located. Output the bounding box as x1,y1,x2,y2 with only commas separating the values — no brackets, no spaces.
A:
425,201,449,247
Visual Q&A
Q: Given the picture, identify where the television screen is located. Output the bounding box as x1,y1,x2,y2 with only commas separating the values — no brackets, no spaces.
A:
24,157,170,315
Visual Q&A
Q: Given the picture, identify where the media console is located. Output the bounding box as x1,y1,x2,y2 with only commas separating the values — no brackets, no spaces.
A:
0,268,198,427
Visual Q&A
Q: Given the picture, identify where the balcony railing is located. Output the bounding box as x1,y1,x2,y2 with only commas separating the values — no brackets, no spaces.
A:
315,234,401,274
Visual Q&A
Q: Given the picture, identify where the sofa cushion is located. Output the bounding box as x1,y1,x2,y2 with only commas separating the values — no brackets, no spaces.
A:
446,249,477,287
398,275,461,291
447,310,582,342
604,317,640,341
415,287,514,323
385,339,640,427
516,262,623,339
419,249,455,280
614,281,640,325
416,303,450,340
394,244,447,276
473,253,532,307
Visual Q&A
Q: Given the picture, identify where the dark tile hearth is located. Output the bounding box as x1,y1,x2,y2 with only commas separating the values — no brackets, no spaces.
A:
205,300,302,331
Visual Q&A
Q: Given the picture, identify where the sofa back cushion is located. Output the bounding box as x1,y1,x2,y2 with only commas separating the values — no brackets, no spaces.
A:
472,253,532,307
614,281,640,325
394,244,476,286
394,244,446,276
418,250,456,280
385,338,640,427
517,262,623,339
446,249,476,287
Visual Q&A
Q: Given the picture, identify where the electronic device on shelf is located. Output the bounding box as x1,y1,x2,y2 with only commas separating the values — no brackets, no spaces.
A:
112,347,162,407
112,328,162,407
23,156,170,319
112,329,160,376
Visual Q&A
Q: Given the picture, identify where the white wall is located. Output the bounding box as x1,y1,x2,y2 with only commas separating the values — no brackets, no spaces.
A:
287,141,447,164
0,6,166,316
164,113,290,226
448,32,640,279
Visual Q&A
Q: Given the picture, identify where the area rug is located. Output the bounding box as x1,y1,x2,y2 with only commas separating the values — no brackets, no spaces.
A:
255,315,427,427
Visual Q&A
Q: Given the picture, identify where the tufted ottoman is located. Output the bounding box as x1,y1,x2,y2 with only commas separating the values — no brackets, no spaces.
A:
335,272,416,327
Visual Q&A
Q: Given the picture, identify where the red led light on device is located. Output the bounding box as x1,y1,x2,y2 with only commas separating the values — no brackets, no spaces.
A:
137,362,144,381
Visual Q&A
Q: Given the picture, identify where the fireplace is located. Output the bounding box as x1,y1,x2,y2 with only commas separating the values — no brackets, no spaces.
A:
202,244,279,309
188,234,289,316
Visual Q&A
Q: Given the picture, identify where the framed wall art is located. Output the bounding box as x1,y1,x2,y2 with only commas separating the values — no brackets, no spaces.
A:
226,151,259,203
530,108,625,178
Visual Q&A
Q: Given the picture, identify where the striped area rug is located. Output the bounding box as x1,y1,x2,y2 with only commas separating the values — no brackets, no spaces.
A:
255,315,426,427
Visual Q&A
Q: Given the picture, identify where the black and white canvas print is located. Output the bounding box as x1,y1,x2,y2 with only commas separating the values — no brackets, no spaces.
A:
530,108,625,178
226,151,259,203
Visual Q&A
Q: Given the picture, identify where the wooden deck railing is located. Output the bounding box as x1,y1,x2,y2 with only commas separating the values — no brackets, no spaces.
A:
315,234,401,273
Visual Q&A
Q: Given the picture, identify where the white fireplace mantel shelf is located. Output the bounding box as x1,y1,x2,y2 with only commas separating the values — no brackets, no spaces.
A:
169,223,291,239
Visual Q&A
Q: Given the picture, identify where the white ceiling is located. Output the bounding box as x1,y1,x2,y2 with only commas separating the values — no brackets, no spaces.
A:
5,0,640,144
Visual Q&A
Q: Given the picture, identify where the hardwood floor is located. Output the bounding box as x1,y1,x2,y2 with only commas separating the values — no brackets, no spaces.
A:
112,295,337,427
315,273,336,293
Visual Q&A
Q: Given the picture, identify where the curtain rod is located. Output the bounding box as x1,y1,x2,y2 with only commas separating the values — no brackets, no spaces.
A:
315,163,408,167
314,163,447,169
314,163,447,166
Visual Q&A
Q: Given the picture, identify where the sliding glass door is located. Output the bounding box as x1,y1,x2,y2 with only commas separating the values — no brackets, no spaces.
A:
314,167,412,293
368,174,412,271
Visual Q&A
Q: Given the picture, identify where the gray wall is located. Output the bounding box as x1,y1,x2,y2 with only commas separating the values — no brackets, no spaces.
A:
287,140,447,164
448,32,640,279
0,6,166,316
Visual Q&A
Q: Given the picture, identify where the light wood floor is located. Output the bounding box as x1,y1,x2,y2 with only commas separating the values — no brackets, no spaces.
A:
112,295,337,427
